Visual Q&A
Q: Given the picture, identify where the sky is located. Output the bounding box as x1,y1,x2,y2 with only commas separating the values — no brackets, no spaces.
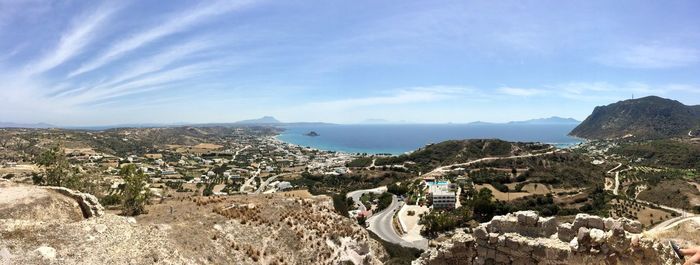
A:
0,0,699,126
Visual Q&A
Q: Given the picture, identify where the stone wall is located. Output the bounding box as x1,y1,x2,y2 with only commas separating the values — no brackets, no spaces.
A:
45,186,105,218
414,211,680,265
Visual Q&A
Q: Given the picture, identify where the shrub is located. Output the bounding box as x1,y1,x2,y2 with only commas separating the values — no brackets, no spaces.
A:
100,194,122,206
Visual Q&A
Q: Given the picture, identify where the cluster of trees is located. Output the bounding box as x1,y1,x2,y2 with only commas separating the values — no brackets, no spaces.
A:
610,140,700,169
35,145,151,216
346,157,373,168
360,192,393,212
420,187,506,235
387,182,410,196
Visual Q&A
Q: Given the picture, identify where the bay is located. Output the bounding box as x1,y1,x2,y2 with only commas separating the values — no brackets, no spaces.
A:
276,124,581,155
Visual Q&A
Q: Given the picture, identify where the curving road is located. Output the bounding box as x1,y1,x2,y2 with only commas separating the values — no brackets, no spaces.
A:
367,195,427,249
347,186,387,212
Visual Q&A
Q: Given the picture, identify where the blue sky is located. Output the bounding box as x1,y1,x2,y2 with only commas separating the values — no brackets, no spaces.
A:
0,0,699,126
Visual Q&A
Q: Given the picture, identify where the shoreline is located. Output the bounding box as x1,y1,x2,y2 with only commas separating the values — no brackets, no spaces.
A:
274,129,582,156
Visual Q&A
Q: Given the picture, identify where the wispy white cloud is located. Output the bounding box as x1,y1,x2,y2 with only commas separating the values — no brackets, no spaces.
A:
595,44,700,69
497,87,545,96
65,61,225,105
68,1,256,77
548,81,700,101
305,86,473,110
24,3,120,76
52,39,215,98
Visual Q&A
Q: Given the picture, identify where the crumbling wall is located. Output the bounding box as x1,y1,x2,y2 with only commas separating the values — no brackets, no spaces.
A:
45,186,105,218
414,211,680,265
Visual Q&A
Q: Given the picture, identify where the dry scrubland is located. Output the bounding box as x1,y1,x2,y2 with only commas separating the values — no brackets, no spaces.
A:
0,181,387,265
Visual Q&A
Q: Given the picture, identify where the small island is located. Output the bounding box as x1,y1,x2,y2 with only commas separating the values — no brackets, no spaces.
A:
305,131,319,137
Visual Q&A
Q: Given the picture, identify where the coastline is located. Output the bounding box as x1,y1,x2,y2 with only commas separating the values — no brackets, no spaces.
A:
274,124,583,155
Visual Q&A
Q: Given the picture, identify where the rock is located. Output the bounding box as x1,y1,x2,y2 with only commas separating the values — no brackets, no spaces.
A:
623,220,643,234
94,224,107,233
473,226,488,239
538,216,558,236
609,222,625,237
0,247,12,261
569,238,579,250
589,228,606,244
35,246,56,260
126,217,137,224
558,223,575,242
603,218,619,231
573,213,605,231
516,211,539,226
577,227,591,247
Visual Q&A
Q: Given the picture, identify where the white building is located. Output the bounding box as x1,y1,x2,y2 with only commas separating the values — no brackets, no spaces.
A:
427,182,456,209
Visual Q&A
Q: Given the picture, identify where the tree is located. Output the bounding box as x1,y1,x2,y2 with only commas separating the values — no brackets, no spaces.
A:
37,144,72,187
203,183,215,196
121,165,151,216
357,215,366,226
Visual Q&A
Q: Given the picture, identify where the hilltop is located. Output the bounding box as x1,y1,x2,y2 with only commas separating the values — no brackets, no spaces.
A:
373,139,552,173
235,116,281,125
0,122,54,129
570,96,700,139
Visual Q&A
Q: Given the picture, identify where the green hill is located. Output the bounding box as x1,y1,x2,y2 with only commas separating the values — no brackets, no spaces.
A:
570,96,700,140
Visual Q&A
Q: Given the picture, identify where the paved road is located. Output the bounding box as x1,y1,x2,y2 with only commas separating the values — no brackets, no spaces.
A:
367,196,423,249
651,216,700,232
254,173,290,194
347,187,387,212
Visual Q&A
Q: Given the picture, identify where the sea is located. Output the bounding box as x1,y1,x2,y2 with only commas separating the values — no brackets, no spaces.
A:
276,124,582,155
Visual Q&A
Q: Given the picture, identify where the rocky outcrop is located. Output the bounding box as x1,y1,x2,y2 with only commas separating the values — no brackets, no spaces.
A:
44,186,105,218
414,211,680,265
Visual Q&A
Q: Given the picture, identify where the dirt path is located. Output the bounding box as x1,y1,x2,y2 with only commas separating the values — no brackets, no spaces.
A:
425,150,557,177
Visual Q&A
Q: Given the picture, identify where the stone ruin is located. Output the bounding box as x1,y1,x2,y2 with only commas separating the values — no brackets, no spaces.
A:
414,211,680,265
44,186,105,218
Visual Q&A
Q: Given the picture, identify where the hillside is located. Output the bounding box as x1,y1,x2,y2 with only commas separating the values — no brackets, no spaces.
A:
0,181,388,265
570,96,700,139
374,139,551,172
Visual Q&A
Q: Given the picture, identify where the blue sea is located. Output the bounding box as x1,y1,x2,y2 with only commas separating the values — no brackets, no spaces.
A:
276,124,581,155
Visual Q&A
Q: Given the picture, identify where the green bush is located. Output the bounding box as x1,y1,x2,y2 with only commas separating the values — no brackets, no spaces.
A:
100,194,122,206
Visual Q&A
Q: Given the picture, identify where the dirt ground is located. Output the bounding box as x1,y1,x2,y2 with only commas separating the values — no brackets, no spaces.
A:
1,183,387,265
475,184,530,201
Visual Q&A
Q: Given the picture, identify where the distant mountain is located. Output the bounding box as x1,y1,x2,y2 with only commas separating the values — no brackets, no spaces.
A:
570,96,700,140
235,116,281,124
465,121,495,125
0,122,54,129
508,116,580,125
